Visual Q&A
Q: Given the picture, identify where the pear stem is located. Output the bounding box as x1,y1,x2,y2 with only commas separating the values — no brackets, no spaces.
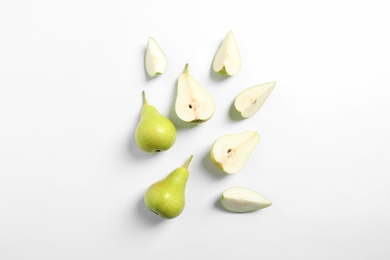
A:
183,155,193,169
142,90,148,105
184,63,189,75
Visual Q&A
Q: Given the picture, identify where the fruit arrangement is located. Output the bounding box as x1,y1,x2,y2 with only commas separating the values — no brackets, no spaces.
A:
139,31,275,219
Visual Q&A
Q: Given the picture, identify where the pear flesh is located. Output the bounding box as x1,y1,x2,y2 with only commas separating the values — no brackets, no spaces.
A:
234,82,276,118
210,131,260,174
144,156,193,219
145,37,167,77
212,31,241,76
135,91,176,152
175,64,215,123
221,186,272,213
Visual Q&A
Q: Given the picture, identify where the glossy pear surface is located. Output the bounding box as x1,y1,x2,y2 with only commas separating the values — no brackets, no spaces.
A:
175,64,215,123
144,156,193,219
234,82,276,118
135,91,176,152
212,31,241,76
221,186,272,213
210,131,260,174
145,37,167,77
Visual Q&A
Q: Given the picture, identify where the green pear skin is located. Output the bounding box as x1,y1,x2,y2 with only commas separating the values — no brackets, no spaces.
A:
144,155,193,219
135,91,176,152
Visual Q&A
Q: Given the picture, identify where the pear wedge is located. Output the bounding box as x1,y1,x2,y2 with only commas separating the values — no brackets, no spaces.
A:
221,186,272,213
234,82,276,118
212,31,241,76
175,64,215,123
145,37,167,77
210,131,260,174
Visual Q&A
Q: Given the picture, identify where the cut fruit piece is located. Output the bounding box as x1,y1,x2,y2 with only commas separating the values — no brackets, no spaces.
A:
234,82,276,118
221,186,272,213
144,37,167,77
175,64,215,123
212,31,241,76
210,131,260,174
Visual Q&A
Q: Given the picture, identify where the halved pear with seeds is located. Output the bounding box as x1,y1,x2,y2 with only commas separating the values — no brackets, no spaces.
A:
144,37,167,77
221,186,272,213
212,31,241,76
175,63,215,123
234,82,276,118
210,131,260,174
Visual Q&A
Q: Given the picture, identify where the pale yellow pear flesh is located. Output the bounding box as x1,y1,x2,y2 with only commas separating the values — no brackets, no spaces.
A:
212,31,241,76
221,186,272,213
234,82,276,118
210,131,260,174
135,91,176,152
144,156,193,219
175,64,215,123
145,37,167,77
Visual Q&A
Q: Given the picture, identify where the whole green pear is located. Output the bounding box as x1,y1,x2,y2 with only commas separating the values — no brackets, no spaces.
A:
144,155,193,219
135,91,176,152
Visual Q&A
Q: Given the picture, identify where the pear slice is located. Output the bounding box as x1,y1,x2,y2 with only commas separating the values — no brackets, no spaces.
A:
234,82,276,118
144,37,167,77
221,186,272,213
212,31,241,76
210,131,260,174
175,64,215,123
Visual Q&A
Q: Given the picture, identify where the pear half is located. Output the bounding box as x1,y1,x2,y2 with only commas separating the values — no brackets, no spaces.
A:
175,64,215,123
145,37,167,77
234,82,276,118
210,131,260,174
221,186,272,213
212,31,241,76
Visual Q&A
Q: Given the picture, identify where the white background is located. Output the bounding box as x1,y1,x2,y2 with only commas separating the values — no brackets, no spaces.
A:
1,0,390,259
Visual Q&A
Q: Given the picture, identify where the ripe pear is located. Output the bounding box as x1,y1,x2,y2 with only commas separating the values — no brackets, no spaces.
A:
234,82,276,118
144,37,167,77
135,91,176,152
221,186,272,213
175,64,215,123
212,31,241,76
210,131,260,174
144,155,193,219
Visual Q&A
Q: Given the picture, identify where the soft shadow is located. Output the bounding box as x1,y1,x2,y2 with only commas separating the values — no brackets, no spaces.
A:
201,150,228,180
228,99,246,122
214,196,227,212
136,194,166,225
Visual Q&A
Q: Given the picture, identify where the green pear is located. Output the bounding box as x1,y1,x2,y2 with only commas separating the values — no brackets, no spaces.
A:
144,155,193,219
175,63,215,123
135,91,176,152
